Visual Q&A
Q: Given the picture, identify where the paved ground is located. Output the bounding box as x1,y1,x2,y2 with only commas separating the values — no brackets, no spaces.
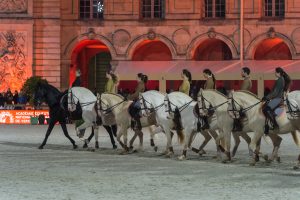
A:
0,124,300,200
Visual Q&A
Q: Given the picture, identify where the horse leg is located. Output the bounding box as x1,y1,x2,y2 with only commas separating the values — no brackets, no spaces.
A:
93,125,99,149
266,134,282,163
223,130,231,163
116,125,128,152
60,121,77,149
83,127,95,148
39,119,56,149
232,132,241,158
137,130,144,151
129,130,138,150
178,129,191,161
192,130,211,156
238,131,252,156
293,154,300,170
149,125,159,152
249,132,263,166
103,125,117,149
164,126,174,157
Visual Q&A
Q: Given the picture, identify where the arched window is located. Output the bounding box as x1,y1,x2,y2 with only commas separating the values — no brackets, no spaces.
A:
80,0,104,19
205,0,225,18
264,0,285,17
140,0,165,19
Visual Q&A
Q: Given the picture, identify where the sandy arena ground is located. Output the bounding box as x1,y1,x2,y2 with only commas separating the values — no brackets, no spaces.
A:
0,124,300,200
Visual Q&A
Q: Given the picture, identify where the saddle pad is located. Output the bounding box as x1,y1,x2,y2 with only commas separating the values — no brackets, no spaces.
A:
274,107,285,117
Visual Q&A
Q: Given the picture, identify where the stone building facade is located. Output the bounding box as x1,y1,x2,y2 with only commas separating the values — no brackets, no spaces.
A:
1,0,300,94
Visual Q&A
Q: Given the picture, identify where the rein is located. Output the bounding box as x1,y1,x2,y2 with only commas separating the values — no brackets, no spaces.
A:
96,93,126,114
286,97,300,118
69,89,96,108
139,95,164,114
228,96,261,118
197,92,228,114
165,95,194,114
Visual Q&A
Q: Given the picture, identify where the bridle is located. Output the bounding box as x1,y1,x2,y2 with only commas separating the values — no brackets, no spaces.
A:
96,93,126,115
285,97,300,119
67,89,96,110
197,92,228,117
139,95,164,116
227,95,261,119
164,95,194,115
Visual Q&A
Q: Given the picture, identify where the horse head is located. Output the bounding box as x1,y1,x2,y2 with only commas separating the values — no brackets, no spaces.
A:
138,93,152,117
67,88,79,112
33,82,47,107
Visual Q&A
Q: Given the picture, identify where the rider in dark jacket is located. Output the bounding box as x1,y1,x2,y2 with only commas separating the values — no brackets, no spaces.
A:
262,67,291,134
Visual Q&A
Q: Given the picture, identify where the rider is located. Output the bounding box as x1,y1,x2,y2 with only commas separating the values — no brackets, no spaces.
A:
232,67,252,132
203,69,216,90
179,69,192,95
105,70,119,93
262,67,291,134
72,69,81,87
201,69,216,129
128,73,148,130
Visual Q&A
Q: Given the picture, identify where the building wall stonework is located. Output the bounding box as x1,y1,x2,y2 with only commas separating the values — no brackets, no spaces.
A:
1,0,300,90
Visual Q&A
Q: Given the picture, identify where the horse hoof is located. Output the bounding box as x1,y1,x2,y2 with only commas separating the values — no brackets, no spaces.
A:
129,146,134,150
38,145,43,149
153,146,158,152
119,150,128,155
113,145,118,149
165,152,173,158
178,155,186,161
83,143,88,148
255,154,260,162
95,142,99,149
249,162,256,166
90,148,95,152
293,166,299,170
276,157,281,163
73,145,78,149
199,149,206,156
263,155,269,161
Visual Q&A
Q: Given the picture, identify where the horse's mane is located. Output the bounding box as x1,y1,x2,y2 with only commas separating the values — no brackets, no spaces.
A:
236,90,260,100
102,92,125,100
169,91,193,101
41,83,61,96
143,90,165,96
204,89,228,99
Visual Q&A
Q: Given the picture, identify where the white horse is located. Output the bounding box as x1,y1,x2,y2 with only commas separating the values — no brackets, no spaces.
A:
228,90,300,167
163,92,201,160
196,89,252,161
68,87,116,149
96,93,161,153
138,90,181,156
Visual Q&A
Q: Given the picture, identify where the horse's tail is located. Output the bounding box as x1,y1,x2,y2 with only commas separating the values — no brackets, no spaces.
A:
173,107,184,144
291,130,300,148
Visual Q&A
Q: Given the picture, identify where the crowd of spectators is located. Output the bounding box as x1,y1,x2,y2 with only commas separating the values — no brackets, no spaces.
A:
0,88,29,110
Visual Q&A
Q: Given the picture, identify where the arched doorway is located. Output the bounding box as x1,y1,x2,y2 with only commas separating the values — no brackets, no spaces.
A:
132,40,172,61
70,40,111,93
254,38,292,60
193,38,233,61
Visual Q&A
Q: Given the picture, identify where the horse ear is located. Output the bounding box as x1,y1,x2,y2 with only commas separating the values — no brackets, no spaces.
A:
228,90,234,98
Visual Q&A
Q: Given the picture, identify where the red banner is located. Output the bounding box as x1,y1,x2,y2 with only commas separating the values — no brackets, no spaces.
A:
0,110,49,124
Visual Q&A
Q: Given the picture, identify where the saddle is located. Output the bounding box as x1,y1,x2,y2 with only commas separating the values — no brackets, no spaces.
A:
128,101,142,119
261,101,285,117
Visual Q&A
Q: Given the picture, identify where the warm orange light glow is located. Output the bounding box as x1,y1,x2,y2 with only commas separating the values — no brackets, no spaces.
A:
193,38,232,61
70,40,110,87
254,38,292,60
132,40,172,61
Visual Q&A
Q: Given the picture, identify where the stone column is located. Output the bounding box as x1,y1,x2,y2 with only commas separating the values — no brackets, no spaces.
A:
61,59,71,91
